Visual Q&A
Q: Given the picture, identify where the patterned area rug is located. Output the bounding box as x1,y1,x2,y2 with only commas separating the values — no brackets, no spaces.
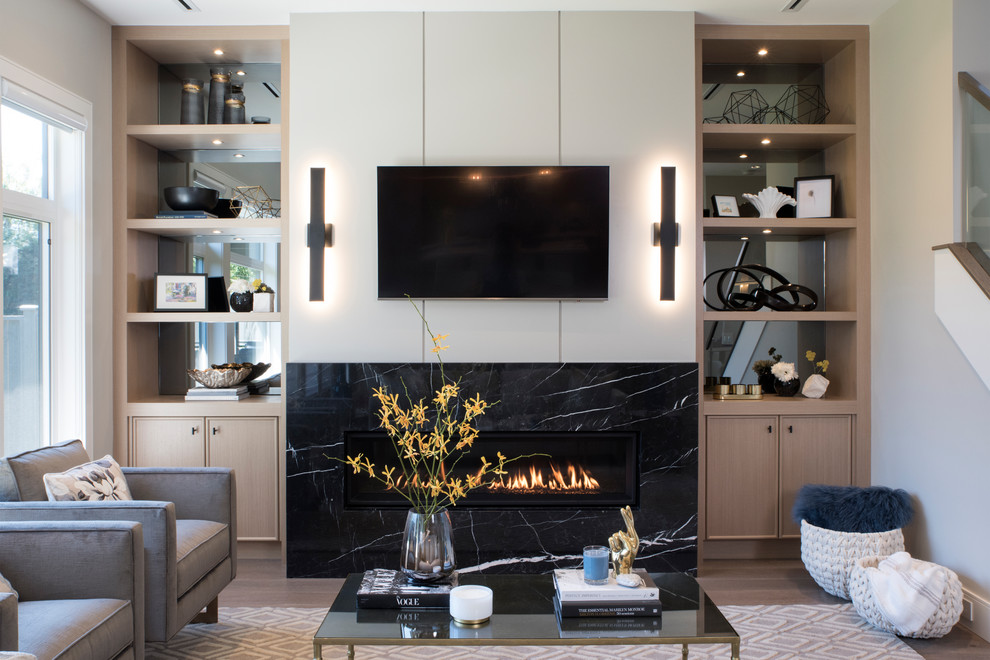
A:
146,603,922,659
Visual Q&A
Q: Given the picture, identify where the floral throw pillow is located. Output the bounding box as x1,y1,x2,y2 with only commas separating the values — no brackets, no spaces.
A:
43,455,133,502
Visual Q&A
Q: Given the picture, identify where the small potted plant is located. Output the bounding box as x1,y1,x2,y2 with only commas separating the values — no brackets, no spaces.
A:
771,359,800,397
252,279,275,312
802,350,829,398
227,279,253,312
751,347,782,394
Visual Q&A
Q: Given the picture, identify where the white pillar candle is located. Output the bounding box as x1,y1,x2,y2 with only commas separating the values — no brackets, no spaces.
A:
449,585,493,624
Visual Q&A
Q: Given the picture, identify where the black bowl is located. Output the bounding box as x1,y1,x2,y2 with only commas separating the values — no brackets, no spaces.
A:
213,198,243,218
163,186,219,212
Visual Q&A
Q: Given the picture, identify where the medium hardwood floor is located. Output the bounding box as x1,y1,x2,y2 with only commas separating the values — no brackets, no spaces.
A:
221,557,990,659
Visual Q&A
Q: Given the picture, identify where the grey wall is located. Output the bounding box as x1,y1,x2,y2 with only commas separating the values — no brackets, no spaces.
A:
0,0,113,457
287,11,697,363
872,0,990,638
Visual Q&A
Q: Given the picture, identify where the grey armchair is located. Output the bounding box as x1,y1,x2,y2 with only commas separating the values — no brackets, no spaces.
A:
0,519,144,660
0,440,236,642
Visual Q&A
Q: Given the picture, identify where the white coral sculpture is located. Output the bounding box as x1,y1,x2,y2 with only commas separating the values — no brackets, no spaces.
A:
743,186,797,218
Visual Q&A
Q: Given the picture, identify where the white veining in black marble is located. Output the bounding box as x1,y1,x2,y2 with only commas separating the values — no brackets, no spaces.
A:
286,363,698,578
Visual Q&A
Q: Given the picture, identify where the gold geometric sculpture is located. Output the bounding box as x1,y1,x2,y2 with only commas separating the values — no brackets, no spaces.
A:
608,505,640,575
232,185,278,218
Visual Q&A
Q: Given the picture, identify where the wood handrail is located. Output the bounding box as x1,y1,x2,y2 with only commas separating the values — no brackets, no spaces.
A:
932,241,990,302
959,72,990,114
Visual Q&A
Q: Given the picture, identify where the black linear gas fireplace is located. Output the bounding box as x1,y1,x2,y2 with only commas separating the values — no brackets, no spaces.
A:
345,431,638,509
286,362,698,578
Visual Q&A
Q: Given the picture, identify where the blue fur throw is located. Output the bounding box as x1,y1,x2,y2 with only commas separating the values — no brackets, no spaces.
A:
792,484,913,533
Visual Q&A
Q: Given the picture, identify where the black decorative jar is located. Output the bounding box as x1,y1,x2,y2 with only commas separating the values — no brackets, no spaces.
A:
774,377,800,397
758,372,776,395
229,291,253,313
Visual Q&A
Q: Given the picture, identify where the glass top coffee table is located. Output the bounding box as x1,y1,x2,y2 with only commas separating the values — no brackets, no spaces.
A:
314,572,739,660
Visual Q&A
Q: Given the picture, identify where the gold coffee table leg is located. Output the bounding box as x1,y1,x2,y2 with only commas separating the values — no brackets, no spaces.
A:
682,643,689,659
347,644,355,659
732,640,740,659
312,642,322,659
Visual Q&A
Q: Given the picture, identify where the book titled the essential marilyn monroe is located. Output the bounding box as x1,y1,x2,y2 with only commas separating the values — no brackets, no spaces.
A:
355,569,458,609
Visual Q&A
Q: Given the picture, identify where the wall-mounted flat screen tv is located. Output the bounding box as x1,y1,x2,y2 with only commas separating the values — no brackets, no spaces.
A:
377,165,609,300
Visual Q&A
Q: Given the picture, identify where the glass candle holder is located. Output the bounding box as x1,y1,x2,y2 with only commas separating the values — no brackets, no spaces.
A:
583,545,609,585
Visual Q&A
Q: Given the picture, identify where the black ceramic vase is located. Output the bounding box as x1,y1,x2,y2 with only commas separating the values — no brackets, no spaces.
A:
223,83,246,124
229,291,253,312
774,377,800,397
179,79,205,124
758,372,776,395
208,68,228,124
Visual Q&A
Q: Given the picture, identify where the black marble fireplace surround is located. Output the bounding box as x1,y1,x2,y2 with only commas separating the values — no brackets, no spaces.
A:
286,362,698,578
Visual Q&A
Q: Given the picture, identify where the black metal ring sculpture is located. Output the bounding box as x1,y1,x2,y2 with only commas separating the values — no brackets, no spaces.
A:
703,264,819,311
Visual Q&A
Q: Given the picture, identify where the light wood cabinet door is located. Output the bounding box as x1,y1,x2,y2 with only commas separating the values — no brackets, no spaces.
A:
706,416,779,539
130,417,206,467
207,416,279,541
779,415,852,537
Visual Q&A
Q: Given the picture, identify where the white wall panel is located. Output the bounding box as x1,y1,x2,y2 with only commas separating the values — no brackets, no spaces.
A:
422,12,561,358
289,13,425,361
424,12,559,164
558,11,696,361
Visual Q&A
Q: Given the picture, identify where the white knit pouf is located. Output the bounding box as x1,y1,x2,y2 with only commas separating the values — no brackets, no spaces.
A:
849,555,963,638
800,519,905,600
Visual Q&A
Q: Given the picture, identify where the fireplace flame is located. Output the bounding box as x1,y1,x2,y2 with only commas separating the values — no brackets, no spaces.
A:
486,462,601,492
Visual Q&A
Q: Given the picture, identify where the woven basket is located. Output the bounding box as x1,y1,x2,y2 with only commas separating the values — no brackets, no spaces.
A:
849,555,963,638
800,519,905,600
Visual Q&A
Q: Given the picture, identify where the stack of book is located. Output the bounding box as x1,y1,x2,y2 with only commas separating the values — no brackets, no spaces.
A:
355,568,457,610
552,568,661,618
184,385,248,401
155,211,217,219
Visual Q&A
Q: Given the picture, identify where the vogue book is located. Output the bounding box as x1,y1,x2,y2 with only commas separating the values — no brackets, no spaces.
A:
355,569,457,609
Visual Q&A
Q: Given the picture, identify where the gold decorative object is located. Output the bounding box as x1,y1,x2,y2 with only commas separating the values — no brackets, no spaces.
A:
608,505,640,575
232,185,279,218
187,366,251,389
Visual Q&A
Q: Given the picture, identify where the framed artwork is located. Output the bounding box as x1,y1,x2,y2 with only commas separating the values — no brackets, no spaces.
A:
711,195,740,217
794,175,835,218
154,273,209,311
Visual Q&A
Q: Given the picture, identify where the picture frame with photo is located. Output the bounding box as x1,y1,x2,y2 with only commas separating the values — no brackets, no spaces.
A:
794,175,835,218
711,194,740,217
154,273,209,311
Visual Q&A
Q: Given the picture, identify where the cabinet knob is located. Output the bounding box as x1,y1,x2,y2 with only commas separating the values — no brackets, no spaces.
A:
767,425,772,433
212,426,218,436
191,426,198,435
788,425,794,433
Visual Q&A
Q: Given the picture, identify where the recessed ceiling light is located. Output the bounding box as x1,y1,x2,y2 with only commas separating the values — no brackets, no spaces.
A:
212,139,223,145
761,138,771,145
212,230,222,234
762,228,772,234
236,70,246,76
233,237,244,241
758,48,768,56
213,49,224,56
233,153,245,158
750,165,761,170
736,71,745,77
741,236,750,241
739,153,749,159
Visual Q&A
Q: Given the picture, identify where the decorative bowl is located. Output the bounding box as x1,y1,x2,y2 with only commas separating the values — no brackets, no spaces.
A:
164,186,220,212
187,366,251,389
213,198,243,218
210,362,271,382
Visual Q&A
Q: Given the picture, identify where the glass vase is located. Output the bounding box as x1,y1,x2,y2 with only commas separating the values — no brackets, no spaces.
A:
400,508,455,584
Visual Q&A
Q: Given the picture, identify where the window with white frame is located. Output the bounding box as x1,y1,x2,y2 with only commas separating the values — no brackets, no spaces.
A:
0,64,88,455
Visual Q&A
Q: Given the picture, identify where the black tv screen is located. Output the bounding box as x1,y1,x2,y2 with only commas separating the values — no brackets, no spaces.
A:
377,165,609,300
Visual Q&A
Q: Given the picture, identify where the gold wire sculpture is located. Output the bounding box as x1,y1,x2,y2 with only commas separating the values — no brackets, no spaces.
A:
232,185,279,218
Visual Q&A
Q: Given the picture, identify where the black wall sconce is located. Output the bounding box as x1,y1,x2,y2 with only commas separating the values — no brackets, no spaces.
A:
308,167,334,301
652,166,678,301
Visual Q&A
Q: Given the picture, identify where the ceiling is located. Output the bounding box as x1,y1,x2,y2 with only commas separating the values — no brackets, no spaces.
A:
79,0,898,27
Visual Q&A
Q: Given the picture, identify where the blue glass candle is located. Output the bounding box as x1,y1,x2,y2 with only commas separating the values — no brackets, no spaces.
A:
583,545,609,585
